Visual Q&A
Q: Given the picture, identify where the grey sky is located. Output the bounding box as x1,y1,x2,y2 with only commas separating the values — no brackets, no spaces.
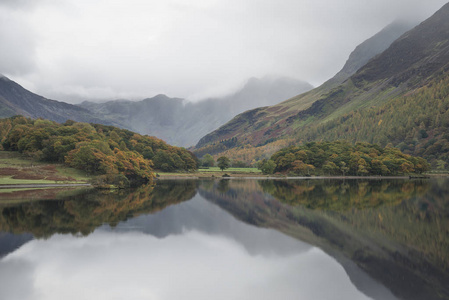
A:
0,0,447,103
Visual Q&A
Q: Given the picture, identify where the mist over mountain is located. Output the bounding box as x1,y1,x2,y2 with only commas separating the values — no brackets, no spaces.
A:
194,3,449,168
195,19,416,151
0,76,107,124
80,76,312,147
329,20,417,84
0,71,311,148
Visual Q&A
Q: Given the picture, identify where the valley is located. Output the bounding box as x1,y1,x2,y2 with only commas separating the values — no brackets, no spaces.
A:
1,2,449,299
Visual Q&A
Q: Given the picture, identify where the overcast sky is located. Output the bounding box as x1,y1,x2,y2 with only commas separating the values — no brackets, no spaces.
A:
0,0,447,103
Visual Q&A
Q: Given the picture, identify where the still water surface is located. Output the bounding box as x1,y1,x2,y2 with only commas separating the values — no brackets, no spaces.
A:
0,178,448,300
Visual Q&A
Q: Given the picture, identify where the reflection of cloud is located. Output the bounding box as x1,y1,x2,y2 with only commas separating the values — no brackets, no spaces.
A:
0,256,36,300
0,231,370,300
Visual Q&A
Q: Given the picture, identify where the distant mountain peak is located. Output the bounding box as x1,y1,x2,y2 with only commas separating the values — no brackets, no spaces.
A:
152,94,174,100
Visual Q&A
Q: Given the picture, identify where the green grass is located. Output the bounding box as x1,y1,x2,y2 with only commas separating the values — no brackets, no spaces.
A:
55,165,93,182
198,167,261,173
157,167,263,178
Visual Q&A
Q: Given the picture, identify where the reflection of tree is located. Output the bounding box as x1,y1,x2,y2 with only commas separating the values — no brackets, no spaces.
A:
259,179,429,210
216,179,230,194
0,180,197,238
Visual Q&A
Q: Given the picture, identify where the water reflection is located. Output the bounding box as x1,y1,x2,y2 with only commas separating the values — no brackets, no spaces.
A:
0,181,197,237
198,178,449,300
258,178,429,209
0,178,448,299
0,194,372,300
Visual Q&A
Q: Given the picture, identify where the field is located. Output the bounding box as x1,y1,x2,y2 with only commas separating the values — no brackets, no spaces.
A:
198,167,260,173
0,151,92,185
157,167,263,178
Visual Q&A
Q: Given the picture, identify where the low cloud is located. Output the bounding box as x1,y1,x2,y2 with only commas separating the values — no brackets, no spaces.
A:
1,0,448,103
0,8,37,76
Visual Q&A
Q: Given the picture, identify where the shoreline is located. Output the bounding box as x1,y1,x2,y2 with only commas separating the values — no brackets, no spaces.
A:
156,175,436,180
0,183,92,189
0,174,440,187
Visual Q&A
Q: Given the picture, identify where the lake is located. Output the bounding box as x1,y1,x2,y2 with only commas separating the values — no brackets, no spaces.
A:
0,178,448,300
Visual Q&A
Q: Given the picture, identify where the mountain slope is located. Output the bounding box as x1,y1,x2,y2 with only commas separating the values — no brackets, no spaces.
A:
329,20,417,85
194,4,449,166
0,75,106,124
80,76,312,147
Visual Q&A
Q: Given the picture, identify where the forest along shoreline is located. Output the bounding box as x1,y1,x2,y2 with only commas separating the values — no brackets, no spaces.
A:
0,147,439,190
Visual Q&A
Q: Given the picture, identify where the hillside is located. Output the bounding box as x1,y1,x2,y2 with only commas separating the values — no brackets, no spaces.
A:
0,75,106,124
79,76,313,147
194,3,449,168
329,20,417,85
0,116,198,186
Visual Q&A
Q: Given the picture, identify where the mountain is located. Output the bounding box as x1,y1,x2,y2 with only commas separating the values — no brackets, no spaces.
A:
329,20,417,85
194,4,449,168
0,73,311,148
79,76,313,147
0,75,107,124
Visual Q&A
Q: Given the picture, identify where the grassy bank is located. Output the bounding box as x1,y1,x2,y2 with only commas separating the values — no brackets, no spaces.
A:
156,167,263,178
0,151,93,186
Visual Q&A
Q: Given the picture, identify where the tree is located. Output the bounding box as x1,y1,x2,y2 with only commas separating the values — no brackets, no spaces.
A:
202,154,215,167
340,161,349,176
260,159,276,174
217,156,230,171
322,161,338,175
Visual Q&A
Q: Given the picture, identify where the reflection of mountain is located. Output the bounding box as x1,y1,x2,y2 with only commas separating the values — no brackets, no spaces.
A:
198,179,449,300
2,179,448,299
108,194,312,257
0,232,33,258
0,181,197,238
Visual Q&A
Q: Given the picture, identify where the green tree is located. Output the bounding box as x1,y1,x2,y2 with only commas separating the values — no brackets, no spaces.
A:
260,159,276,174
217,156,230,171
202,154,215,167
322,161,338,175
340,161,349,176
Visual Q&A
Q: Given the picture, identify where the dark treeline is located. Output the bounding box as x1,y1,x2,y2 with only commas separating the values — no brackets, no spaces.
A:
0,116,198,186
260,141,429,176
